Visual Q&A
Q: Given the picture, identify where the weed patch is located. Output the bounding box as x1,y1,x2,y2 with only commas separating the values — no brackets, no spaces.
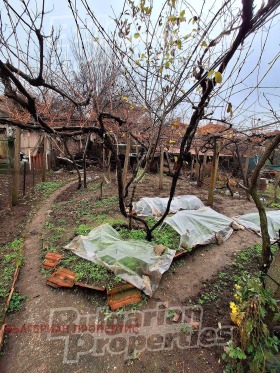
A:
196,244,264,305
35,181,63,196
0,238,24,324
8,291,27,313
223,277,280,372
115,220,180,251
59,252,124,288
75,224,93,235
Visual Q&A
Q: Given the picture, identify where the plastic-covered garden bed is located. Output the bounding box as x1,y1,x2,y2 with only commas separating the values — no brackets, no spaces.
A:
65,224,175,296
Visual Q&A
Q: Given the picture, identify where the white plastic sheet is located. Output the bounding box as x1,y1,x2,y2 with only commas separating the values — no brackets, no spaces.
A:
133,195,204,216
164,207,233,249
235,210,280,240
65,224,175,296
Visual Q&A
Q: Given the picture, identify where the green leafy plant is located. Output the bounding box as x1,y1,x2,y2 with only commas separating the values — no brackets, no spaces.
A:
0,238,24,306
223,277,280,373
35,181,63,196
114,219,180,251
181,324,191,333
8,292,27,313
270,202,280,209
75,224,93,235
166,309,176,319
95,196,118,208
197,291,217,305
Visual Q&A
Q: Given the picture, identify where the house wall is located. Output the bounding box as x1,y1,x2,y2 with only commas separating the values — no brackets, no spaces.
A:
0,127,52,169
21,131,44,155
0,139,7,161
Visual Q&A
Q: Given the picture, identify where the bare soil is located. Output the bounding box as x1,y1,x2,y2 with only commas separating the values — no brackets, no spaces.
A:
0,171,262,373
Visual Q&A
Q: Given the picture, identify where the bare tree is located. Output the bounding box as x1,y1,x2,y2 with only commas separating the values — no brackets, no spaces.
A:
0,0,280,248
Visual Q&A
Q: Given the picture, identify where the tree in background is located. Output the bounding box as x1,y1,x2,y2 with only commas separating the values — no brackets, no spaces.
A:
0,0,280,264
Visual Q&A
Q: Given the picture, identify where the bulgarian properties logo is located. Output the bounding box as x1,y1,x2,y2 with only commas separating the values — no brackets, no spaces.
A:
42,303,234,363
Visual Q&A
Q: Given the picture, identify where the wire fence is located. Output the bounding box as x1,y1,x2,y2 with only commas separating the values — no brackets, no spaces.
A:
0,140,45,211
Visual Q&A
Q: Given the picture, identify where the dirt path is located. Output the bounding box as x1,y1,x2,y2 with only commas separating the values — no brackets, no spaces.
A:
0,180,261,373
0,179,89,372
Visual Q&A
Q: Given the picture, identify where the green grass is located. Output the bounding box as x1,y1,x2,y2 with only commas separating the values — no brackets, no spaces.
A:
95,196,118,208
88,183,101,191
95,214,109,223
73,196,118,219
43,214,181,291
117,226,146,241
42,221,68,248
42,197,127,288
8,292,27,313
75,224,93,235
196,243,266,305
181,324,192,333
57,219,68,225
166,309,176,319
71,261,112,283
270,202,280,209
34,180,63,196
0,238,24,323
197,291,218,304
115,220,180,251
41,202,182,291
59,251,124,288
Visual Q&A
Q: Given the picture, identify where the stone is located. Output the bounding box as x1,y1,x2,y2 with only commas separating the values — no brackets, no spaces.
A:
154,244,166,256
215,232,224,245
231,221,245,231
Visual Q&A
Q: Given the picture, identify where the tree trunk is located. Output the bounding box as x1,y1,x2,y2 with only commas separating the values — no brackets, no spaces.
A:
123,136,131,193
64,139,82,189
207,138,220,207
165,151,172,174
42,135,47,182
249,133,280,273
200,153,207,186
83,135,90,188
236,143,250,200
159,146,164,190
12,127,21,206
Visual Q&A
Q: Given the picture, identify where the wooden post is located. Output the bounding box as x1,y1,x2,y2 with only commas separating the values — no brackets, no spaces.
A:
12,127,21,206
23,161,27,196
83,135,90,188
200,153,207,185
42,135,47,182
102,138,106,173
190,156,195,180
32,159,35,189
195,152,200,185
64,138,82,189
207,138,220,207
28,149,31,170
236,144,251,200
165,151,172,174
244,152,250,182
123,135,131,189
159,146,164,190
100,136,106,200
7,137,15,168
50,139,56,170
107,150,112,182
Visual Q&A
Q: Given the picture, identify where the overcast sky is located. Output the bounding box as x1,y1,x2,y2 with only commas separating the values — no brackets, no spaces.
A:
40,1,280,128
1,0,280,129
